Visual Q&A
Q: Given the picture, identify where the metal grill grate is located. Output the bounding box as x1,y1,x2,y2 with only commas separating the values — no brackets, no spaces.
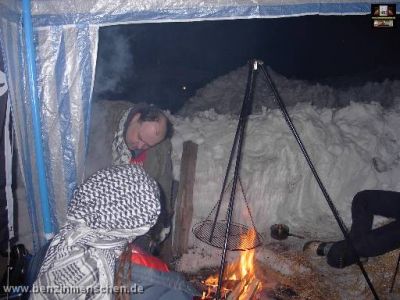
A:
192,220,263,251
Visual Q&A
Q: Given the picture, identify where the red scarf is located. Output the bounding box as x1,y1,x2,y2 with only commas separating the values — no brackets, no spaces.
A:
131,246,169,272
130,150,147,166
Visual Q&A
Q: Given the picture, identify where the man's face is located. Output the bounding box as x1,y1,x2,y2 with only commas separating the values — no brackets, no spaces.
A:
125,114,167,151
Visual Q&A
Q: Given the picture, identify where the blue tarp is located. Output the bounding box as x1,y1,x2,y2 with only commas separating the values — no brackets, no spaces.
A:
0,0,398,250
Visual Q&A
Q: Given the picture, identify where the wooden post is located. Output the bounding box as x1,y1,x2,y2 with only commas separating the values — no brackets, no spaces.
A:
172,140,198,257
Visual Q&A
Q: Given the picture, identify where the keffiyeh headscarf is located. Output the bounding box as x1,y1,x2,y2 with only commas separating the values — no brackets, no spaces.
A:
31,165,160,300
112,108,133,165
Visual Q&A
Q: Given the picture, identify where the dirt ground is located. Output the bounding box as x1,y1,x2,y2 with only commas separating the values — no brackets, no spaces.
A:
255,240,400,300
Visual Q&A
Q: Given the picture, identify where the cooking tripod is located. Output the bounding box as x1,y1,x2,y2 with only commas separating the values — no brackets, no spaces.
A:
197,60,380,300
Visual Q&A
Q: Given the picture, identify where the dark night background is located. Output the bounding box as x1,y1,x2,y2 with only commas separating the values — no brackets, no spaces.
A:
93,15,400,113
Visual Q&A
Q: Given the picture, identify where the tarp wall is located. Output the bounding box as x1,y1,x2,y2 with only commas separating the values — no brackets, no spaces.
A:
0,0,398,250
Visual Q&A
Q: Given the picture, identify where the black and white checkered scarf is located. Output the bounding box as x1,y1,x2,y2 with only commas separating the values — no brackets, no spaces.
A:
112,108,133,165
31,165,160,300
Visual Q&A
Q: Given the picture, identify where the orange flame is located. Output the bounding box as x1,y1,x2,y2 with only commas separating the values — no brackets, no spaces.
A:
202,228,258,298
239,228,256,278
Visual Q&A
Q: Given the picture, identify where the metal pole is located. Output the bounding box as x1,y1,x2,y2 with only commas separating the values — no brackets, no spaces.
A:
22,0,54,239
215,60,258,299
259,63,379,300
389,252,400,293
209,112,242,242
209,61,256,242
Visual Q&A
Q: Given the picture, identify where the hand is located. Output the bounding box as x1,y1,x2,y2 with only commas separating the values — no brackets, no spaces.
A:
158,226,171,242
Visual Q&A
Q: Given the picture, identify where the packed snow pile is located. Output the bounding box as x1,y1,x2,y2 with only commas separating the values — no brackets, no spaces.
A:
170,101,400,245
178,65,400,116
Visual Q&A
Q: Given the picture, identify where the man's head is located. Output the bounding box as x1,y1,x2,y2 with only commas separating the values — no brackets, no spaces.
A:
124,104,172,151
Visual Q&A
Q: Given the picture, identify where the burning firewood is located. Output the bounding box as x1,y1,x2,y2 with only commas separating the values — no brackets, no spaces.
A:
227,273,253,300
239,278,260,300
197,229,261,299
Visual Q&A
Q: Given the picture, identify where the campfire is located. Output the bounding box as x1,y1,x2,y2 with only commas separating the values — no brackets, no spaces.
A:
185,220,342,299
199,229,263,299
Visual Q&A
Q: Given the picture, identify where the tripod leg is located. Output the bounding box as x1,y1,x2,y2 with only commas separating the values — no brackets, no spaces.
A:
390,251,400,293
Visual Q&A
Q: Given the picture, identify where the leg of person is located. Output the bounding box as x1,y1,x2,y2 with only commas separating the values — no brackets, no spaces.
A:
356,220,400,258
327,220,400,268
350,190,400,239
326,240,353,268
327,190,400,268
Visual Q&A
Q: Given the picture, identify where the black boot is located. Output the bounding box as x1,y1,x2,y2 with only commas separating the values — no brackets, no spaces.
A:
303,240,333,256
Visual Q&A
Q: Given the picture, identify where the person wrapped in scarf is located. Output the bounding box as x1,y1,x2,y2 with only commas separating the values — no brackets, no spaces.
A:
31,165,161,300
112,103,173,251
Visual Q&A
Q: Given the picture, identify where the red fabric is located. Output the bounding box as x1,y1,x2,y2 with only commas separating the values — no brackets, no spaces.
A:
130,150,147,166
130,247,169,272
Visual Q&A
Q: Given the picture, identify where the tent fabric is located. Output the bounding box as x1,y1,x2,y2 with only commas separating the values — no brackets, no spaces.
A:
1,1,394,28
34,24,98,226
0,59,12,251
27,0,395,27
0,12,43,250
0,0,398,250
0,17,43,248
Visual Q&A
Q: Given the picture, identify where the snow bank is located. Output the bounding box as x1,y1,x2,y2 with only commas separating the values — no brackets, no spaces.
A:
171,101,400,246
178,65,400,115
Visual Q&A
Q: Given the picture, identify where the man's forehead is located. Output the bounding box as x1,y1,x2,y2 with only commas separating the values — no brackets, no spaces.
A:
139,121,165,146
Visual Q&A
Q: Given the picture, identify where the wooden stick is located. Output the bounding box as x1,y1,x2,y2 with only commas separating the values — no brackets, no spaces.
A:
227,273,253,300
240,279,260,300
172,141,198,257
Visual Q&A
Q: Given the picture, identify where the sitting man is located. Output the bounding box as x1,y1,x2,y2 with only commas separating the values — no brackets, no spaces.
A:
304,190,400,268
31,165,161,299
112,103,173,251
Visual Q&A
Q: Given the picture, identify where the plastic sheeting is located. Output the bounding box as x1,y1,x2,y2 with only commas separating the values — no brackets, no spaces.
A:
28,0,389,27
0,0,398,250
34,24,98,228
0,2,98,249
0,7,43,250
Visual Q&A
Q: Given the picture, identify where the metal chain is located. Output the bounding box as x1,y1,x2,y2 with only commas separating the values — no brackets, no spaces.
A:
238,177,258,232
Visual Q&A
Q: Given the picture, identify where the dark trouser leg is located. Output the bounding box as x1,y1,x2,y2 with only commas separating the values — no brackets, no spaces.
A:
327,190,400,268
22,242,50,299
350,190,400,238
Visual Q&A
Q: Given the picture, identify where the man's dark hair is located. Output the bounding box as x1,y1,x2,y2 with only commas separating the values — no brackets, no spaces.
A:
125,103,174,138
